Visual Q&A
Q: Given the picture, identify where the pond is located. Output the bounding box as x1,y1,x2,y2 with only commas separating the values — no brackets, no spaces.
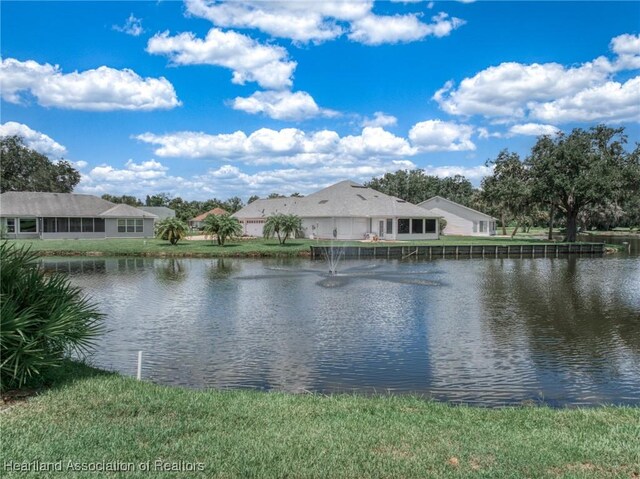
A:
44,248,640,407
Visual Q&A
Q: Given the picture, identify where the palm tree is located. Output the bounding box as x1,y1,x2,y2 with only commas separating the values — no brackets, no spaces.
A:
203,214,242,246
263,214,302,244
155,217,188,245
202,214,222,245
216,214,243,246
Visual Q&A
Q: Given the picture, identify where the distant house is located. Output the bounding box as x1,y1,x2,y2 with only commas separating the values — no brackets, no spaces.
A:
418,196,496,236
233,180,440,241
139,206,175,222
0,192,157,239
189,207,228,229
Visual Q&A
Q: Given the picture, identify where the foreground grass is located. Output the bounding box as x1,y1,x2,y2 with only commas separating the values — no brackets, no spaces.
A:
1,362,638,478
10,235,594,258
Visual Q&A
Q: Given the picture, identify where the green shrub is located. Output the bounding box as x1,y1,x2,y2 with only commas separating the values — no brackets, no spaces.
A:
0,242,104,390
439,218,447,234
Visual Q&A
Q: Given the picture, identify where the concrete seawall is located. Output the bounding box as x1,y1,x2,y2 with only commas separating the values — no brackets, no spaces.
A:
310,243,606,260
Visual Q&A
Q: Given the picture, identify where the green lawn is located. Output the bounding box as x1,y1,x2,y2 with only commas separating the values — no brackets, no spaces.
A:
1,362,638,478
8,235,583,258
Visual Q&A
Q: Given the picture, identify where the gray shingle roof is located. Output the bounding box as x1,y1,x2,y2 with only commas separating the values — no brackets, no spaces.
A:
234,180,438,219
418,196,497,220
0,192,156,218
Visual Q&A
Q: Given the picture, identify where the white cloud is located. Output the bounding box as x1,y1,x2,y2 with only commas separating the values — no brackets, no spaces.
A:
0,121,67,157
529,76,640,124
0,58,180,111
408,120,475,151
433,33,640,124
508,123,560,137
136,126,416,166
610,33,640,71
146,28,296,90
361,112,398,128
348,12,465,45
231,90,337,120
185,0,464,46
113,13,144,37
77,159,201,198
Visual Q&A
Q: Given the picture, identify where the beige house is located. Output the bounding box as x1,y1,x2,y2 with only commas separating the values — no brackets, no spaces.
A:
418,196,496,236
0,192,157,239
233,180,440,241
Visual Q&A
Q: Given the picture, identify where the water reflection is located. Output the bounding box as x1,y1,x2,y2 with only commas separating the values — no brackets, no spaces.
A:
41,252,640,406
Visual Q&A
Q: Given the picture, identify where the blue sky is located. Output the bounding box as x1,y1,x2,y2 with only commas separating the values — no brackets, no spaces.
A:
1,1,639,200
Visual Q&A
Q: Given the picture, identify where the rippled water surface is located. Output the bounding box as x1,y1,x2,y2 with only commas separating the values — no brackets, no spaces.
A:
44,249,640,406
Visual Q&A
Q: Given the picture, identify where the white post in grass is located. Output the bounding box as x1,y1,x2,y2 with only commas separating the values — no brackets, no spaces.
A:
137,351,142,380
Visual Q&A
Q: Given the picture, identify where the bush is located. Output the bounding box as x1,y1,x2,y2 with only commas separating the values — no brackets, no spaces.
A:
439,218,447,234
0,242,104,390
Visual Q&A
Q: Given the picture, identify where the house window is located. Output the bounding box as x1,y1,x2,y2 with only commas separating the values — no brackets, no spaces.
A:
57,218,69,233
19,218,37,233
386,218,393,234
425,219,437,234
43,218,57,233
6,218,15,233
479,221,486,233
398,218,410,234
70,218,82,232
118,219,143,233
94,218,105,232
411,219,423,234
82,218,94,233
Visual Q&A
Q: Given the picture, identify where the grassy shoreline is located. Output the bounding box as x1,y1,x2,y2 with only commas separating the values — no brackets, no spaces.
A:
2,362,638,478
8,236,618,258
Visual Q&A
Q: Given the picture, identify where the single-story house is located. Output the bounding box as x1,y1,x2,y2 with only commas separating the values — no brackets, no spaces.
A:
189,207,228,229
418,196,497,236
0,191,157,239
233,180,440,241
139,206,175,222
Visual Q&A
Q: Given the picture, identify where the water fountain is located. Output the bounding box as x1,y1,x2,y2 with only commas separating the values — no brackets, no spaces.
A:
320,241,344,275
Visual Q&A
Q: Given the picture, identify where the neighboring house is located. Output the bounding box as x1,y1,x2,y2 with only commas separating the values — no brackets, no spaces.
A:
0,191,157,239
233,180,440,241
139,206,175,222
189,207,228,229
418,196,497,236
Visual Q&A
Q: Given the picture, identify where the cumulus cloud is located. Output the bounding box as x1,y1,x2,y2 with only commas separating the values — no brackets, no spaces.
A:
0,58,180,111
361,112,398,128
433,33,640,124
507,123,560,137
231,90,338,120
408,120,475,151
349,12,464,45
185,0,464,45
136,126,419,166
113,13,144,37
0,121,67,157
146,28,296,90
529,77,640,124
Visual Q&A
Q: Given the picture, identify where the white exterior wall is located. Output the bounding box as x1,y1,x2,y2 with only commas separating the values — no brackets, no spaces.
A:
426,207,476,235
420,199,495,236
240,216,439,241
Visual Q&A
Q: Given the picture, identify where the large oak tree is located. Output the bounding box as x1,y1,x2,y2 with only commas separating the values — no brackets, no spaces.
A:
0,136,80,193
527,125,639,242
